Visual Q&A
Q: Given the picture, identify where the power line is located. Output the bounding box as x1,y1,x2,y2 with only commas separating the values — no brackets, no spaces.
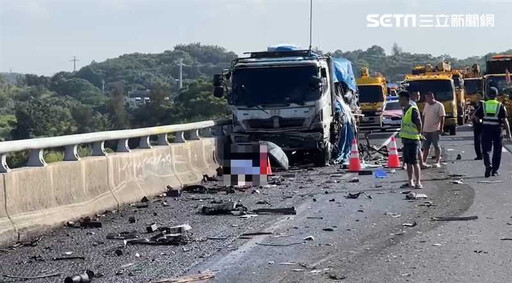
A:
70,56,79,72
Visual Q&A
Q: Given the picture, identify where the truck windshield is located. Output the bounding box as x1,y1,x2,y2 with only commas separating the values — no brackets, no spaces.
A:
406,80,454,102
231,65,320,106
465,79,482,94
358,85,384,103
485,76,512,95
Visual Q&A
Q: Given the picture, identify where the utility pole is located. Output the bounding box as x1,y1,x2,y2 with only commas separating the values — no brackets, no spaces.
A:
177,58,183,90
70,56,79,72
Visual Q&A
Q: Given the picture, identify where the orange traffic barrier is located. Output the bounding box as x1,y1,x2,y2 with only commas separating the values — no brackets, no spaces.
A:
386,136,401,168
348,138,362,172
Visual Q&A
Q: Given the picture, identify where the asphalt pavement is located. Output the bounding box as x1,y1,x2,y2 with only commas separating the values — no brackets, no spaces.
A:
0,126,510,282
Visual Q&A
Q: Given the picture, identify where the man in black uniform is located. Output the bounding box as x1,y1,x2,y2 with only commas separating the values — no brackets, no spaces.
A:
471,93,483,160
473,87,512,177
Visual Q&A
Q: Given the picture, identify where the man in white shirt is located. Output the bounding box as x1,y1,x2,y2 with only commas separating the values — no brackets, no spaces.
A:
422,92,446,168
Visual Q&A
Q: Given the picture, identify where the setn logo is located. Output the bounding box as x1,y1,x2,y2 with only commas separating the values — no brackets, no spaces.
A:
367,14,495,28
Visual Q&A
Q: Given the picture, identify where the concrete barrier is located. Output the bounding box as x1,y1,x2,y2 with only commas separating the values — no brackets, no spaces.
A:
0,138,222,245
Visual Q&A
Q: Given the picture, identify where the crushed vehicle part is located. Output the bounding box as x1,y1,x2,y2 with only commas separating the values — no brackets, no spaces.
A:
431,216,478,221
345,192,362,199
150,271,215,283
166,186,182,197
146,223,159,233
402,221,417,227
406,192,428,200
128,234,190,246
253,207,296,215
303,236,315,241
64,270,95,283
167,224,192,234
201,201,248,215
80,217,102,228
203,174,218,182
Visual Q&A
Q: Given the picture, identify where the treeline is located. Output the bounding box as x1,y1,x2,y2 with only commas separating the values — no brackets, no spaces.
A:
1,43,510,142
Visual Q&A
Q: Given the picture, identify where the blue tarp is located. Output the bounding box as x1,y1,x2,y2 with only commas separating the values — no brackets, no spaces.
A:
331,57,357,92
332,97,356,164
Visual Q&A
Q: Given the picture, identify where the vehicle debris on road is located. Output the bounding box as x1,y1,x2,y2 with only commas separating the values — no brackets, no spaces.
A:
150,270,215,283
64,269,95,283
345,191,372,199
431,216,478,221
201,201,248,215
405,192,428,200
252,207,297,215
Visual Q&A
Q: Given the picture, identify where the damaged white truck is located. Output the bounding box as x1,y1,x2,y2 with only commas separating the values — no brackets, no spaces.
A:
212,46,359,166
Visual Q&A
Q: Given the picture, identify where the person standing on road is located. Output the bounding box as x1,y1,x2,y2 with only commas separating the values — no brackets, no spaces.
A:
399,91,423,189
473,87,512,177
410,91,431,169
471,94,484,160
421,92,446,168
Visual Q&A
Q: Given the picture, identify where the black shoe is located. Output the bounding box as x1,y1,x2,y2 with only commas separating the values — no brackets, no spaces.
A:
474,157,482,160
492,171,499,176
485,167,492,178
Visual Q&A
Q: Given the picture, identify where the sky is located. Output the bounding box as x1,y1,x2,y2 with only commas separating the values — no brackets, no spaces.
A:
1,0,511,75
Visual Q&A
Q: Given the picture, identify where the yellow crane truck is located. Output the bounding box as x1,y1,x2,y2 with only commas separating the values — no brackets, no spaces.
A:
463,64,483,107
402,62,459,135
484,55,512,125
356,67,388,127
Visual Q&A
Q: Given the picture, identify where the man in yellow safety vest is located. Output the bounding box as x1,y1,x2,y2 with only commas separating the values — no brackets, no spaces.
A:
473,87,511,177
399,91,423,189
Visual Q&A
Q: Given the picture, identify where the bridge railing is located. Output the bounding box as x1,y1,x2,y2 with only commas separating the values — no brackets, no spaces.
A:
0,119,231,173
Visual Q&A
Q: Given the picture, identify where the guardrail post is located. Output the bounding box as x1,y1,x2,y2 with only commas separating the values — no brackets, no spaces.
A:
63,145,80,161
91,141,107,156
188,129,200,140
174,131,185,143
157,134,170,145
117,138,131,152
139,136,152,149
27,149,47,167
0,154,10,173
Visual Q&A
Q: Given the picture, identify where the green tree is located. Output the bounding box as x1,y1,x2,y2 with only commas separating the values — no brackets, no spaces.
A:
106,83,129,129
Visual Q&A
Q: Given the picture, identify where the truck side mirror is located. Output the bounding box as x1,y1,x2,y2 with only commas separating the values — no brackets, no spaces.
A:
213,86,225,98
213,74,223,87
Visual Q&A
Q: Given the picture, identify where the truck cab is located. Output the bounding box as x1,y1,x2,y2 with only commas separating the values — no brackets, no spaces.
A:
356,67,388,127
212,47,358,166
403,63,458,135
483,55,512,119
463,64,483,106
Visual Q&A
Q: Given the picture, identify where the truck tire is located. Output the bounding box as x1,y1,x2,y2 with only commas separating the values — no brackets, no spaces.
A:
449,125,456,136
313,142,331,167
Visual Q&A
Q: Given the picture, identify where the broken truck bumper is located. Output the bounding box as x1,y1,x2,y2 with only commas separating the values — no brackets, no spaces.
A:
230,131,324,151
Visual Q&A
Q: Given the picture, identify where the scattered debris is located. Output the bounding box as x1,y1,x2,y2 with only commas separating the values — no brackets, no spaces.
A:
451,179,464,184
406,192,428,200
358,170,372,175
182,184,209,194
456,154,462,160
328,273,347,280
402,222,417,227
357,209,364,213
252,189,261,194
64,270,95,283
329,198,336,202
256,242,303,247
401,190,411,194
150,271,215,283
418,201,434,207
385,212,401,218
448,174,465,177
500,238,512,241
323,228,336,232
477,180,502,184
146,223,159,233
141,196,149,203
203,174,218,182
239,214,258,219
53,255,85,261
345,191,372,199
167,224,192,234
166,186,182,197
474,250,488,254
80,217,102,228
303,236,315,241
241,231,273,237
132,202,149,208
307,216,324,219
201,201,248,215
432,243,442,246
3,272,61,280
431,216,478,221
115,249,123,256
253,207,296,215
129,216,136,223
256,200,271,205
107,231,138,240
349,178,360,183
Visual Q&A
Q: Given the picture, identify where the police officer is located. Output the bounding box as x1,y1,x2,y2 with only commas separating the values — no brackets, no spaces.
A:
474,87,512,177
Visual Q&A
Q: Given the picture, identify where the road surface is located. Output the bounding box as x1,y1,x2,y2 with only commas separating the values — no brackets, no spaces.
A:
0,126,511,282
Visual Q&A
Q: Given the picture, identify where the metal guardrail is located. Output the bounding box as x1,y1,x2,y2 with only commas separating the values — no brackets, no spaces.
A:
0,119,231,173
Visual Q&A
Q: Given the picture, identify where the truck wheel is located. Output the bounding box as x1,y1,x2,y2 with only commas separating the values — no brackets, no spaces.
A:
449,125,456,135
313,142,331,167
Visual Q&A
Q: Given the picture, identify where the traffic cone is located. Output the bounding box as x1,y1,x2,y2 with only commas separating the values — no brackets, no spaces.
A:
386,136,401,168
266,157,272,175
260,156,272,175
348,138,362,172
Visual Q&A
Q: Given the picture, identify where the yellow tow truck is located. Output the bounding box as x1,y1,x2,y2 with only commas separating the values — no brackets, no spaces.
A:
483,55,512,118
356,67,388,127
403,62,459,135
463,64,483,107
